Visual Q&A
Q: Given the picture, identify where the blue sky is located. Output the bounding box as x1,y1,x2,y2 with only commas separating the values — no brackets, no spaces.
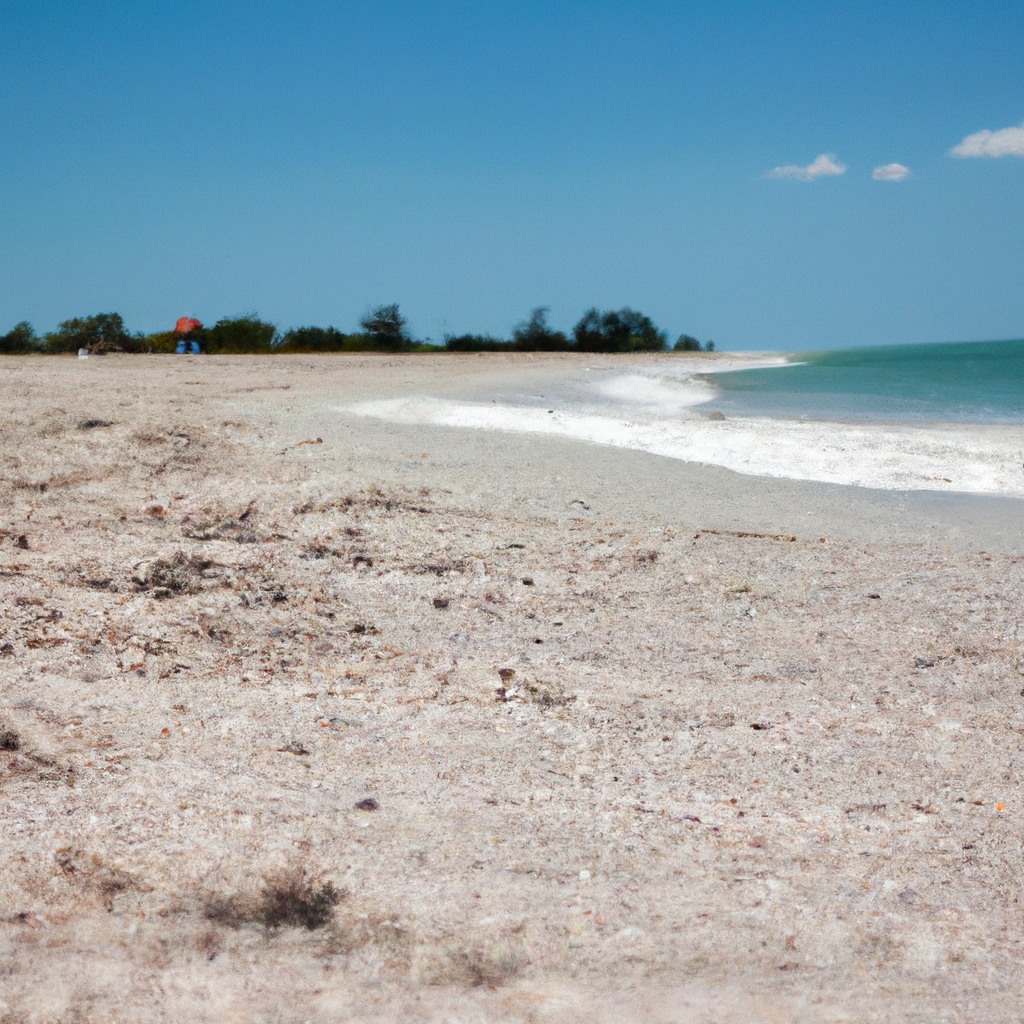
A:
1,1,1022,350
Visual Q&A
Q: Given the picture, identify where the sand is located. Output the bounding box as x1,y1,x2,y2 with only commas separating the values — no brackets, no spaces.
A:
2,353,1024,1023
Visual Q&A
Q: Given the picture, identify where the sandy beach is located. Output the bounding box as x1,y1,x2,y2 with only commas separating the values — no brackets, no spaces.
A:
3,353,1024,1023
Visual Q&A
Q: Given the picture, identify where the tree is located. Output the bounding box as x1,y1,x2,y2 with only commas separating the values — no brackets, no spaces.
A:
673,334,701,352
44,312,148,353
573,307,667,353
359,304,408,348
0,321,39,354
511,308,571,351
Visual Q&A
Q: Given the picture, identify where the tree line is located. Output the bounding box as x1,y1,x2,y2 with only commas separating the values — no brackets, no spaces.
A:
0,305,714,355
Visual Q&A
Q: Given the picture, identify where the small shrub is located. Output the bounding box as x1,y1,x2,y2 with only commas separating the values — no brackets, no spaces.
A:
202,313,278,354
206,873,342,931
278,326,352,352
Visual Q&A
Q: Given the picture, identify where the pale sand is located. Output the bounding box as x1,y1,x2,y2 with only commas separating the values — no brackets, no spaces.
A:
2,354,1024,1023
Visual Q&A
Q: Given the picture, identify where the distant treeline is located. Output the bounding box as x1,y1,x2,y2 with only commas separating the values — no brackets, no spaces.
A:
0,305,715,356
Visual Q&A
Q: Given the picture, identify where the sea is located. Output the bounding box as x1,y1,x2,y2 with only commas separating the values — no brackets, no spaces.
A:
698,339,1024,424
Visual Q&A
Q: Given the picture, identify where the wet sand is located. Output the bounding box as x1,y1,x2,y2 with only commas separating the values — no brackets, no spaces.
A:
2,354,1024,1023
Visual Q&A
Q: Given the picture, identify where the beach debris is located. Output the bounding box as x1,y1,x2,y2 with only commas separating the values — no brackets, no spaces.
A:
708,410,726,421
411,559,465,575
181,503,260,543
498,668,516,683
134,552,215,598
915,657,935,668
277,437,323,455
348,623,379,635
867,593,881,599
78,419,113,430
0,728,21,751
0,643,14,657
15,535,29,550
696,529,797,543
750,722,772,731
522,576,535,586
352,553,374,569
496,679,574,708
355,797,379,811
432,598,450,609
278,740,309,756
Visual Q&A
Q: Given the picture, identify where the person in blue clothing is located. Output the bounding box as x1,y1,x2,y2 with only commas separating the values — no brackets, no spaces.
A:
175,316,202,354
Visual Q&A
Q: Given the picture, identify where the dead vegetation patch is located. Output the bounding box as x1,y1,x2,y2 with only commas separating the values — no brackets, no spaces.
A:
53,848,142,910
410,559,467,576
205,872,342,931
180,501,261,542
134,552,215,598
495,680,575,708
292,488,432,517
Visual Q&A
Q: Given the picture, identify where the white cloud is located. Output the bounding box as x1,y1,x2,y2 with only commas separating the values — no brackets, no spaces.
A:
765,153,847,181
872,163,910,181
950,121,1024,158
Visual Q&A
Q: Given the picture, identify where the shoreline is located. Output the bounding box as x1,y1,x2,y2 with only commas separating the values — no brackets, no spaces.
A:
348,394,1024,500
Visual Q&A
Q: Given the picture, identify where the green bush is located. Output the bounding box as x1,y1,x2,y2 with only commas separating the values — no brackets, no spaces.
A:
573,308,667,353
0,321,40,354
202,314,278,354
674,334,701,352
144,330,181,354
444,333,511,352
278,326,352,352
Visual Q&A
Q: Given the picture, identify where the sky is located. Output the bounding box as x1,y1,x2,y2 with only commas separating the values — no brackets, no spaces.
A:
0,1,1022,350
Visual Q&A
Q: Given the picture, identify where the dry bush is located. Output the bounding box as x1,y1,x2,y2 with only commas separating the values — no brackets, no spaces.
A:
205,872,342,931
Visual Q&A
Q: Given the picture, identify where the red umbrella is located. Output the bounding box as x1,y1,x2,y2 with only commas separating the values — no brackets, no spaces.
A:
175,317,203,335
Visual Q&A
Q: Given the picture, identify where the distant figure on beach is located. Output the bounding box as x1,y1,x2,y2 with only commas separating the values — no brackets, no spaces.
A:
175,316,202,354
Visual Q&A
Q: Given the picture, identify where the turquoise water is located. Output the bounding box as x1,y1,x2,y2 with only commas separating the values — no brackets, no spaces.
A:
704,339,1024,423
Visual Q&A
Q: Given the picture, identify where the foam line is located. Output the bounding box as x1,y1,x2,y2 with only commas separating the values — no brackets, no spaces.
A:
348,397,1024,497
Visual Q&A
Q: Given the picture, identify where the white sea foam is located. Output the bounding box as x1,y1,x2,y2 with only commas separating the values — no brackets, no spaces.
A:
595,373,715,412
348,395,1024,497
